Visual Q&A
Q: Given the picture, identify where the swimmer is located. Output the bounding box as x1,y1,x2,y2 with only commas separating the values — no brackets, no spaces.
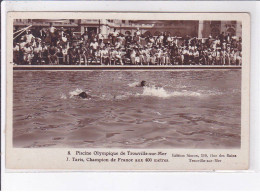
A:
77,91,91,99
136,80,147,87
140,80,147,87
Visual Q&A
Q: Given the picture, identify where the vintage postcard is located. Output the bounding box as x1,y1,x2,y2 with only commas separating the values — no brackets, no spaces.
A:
5,12,250,170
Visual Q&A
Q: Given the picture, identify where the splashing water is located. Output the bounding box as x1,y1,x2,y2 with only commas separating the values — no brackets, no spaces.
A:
128,81,139,87
69,88,84,98
142,86,171,98
140,86,201,98
60,93,67,99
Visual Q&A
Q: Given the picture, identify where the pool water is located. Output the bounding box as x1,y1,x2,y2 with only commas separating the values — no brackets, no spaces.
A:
13,70,241,148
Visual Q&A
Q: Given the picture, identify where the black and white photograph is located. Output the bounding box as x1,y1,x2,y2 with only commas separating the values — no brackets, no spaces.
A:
12,18,243,148
3,0,260,191
4,11,250,171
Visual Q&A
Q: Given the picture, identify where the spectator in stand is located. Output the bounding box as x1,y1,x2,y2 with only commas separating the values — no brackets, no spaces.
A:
125,33,132,48
68,44,77,65
133,28,141,45
62,44,69,65
24,30,35,44
13,23,243,66
130,47,137,65
32,41,42,65
49,23,57,45
13,43,20,65
82,30,89,44
100,45,111,65
90,39,99,64
97,29,104,42
48,45,58,65
111,28,119,46
156,33,164,47
23,43,33,65
78,44,88,65
41,42,49,64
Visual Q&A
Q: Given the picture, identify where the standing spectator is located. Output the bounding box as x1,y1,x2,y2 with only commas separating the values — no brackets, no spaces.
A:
183,47,189,65
13,43,20,64
236,51,242,66
62,44,69,65
225,48,231,65
97,29,104,42
41,43,49,64
90,39,99,63
111,28,119,46
125,33,132,48
49,23,56,45
150,46,157,65
39,28,47,40
156,33,164,47
56,43,63,65
24,30,35,44
163,32,168,46
194,48,200,64
82,30,89,44
134,28,141,45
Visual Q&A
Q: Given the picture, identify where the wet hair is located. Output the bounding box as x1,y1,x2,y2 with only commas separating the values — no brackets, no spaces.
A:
78,92,89,99
140,80,146,87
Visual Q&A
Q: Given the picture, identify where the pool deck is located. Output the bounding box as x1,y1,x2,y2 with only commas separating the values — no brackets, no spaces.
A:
13,65,242,71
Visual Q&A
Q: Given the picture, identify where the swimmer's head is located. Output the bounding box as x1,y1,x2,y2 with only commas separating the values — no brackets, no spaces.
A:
78,91,89,99
140,80,146,87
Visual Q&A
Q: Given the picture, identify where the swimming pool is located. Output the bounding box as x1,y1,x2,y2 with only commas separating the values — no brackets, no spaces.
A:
13,70,241,148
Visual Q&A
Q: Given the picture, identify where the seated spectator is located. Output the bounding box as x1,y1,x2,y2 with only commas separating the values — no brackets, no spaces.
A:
48,45,58,65
13,24,242,66
23,43,33,65
100,46,111,65
32,42,42,65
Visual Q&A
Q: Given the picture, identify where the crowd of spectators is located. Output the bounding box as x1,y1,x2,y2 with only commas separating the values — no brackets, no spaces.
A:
13,24,242,66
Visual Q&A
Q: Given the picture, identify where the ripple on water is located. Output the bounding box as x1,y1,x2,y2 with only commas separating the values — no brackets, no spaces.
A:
13,70,241,148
